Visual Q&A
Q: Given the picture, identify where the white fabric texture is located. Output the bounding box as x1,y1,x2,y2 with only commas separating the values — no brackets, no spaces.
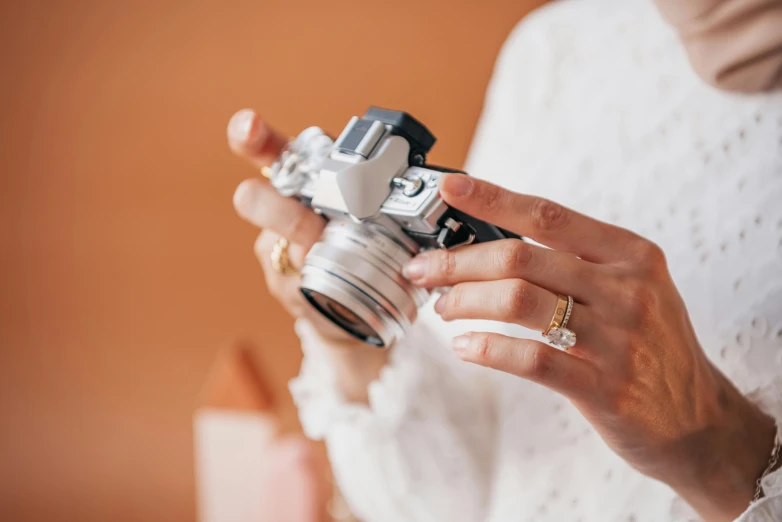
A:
289,0,782,520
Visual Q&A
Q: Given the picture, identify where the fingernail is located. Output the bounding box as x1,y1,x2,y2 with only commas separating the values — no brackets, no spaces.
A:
434,293,446,314
233,179,261,220
228,108,257,144
442,175,473,197
452,334,470,352
403,255,428,281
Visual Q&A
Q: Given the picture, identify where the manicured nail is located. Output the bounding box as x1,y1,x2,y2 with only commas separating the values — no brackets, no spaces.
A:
403,255,428,281
228,108,257,144
434,293,447,314
233,179,261,221
452,335,470,352
442,174,473,197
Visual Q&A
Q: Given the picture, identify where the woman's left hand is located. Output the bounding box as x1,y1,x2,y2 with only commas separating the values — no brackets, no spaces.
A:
403,174,776,522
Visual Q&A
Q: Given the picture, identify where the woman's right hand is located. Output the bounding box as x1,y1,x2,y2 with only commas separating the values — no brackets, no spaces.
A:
227,108,367,348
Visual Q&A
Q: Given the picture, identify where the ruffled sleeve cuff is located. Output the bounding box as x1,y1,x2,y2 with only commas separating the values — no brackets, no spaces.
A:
287,317,496,521
288,318,445,441
736,377,782,521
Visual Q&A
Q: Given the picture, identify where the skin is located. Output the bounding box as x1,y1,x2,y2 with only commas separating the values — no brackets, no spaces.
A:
404,174,777,521
228,109,776,521
228,109,389,405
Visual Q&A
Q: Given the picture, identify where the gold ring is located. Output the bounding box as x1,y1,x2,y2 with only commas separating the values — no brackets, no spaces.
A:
543,294,568,336
543,294,577,350
271,237,299,276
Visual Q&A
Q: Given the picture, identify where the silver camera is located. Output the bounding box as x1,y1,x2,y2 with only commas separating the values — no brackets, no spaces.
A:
268,107,516,347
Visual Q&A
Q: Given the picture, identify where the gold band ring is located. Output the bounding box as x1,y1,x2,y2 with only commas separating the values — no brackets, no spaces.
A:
543,294,577,350
270,237,299,276
543,294,569,336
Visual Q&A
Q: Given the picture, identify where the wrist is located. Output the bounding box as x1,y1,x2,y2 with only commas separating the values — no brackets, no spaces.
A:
323,343,389,405
299,317,389,404
668,370,776,521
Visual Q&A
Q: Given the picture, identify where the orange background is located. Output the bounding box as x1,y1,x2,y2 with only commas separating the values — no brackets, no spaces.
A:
0,1,543,521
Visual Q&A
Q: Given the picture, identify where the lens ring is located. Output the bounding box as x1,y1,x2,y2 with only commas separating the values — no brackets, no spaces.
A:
301,267,397,347
303,255,411,330
301,220,428,347
318,222,429,309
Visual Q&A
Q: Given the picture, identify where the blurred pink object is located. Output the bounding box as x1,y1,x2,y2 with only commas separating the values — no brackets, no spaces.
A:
194,344,331,522
257,436,331,522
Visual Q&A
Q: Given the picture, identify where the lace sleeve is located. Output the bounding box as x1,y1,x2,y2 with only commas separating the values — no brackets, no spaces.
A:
735,378,782,521
289,316,496,522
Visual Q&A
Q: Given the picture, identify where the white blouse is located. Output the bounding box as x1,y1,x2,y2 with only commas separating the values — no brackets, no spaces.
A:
289,0,782,520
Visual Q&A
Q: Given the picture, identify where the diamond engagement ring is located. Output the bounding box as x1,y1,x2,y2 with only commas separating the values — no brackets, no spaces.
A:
543,294,577,350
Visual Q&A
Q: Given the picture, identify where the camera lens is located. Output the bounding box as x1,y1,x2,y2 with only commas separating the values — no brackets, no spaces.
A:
299,220,429,348
301,289,384,346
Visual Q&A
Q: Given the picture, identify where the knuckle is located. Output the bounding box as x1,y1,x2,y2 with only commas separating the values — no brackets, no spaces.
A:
472,333,494,362
600,374,636,418
442,288,464,318
254,233,270,259
601,386,627,417
629,239,667,272
529,198,570,233
482,186,505,212
503,280,537,318
283,210,311,242
497,239,532,273
436,250,457,279
285,292,312,319
264,272,285,298
524,345,555,380
286,295,308,318
620,279,659,324
612,329,639,355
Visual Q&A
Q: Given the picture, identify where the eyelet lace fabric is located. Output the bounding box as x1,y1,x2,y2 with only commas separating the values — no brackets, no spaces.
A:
289,0,782,520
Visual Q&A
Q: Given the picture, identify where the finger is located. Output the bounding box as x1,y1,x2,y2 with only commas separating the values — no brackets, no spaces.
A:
434,279,598,346
255,232,359,340
234,178,325,248
254,229,309,269
404,238,607,304
227,108,289,169
438,174,641,263
254,231,311,316
452,332,598,399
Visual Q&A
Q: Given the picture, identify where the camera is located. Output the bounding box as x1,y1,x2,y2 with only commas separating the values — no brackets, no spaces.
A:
267,107,517,347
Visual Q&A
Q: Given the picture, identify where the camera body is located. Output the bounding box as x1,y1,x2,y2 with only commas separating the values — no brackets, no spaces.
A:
267,107,516,347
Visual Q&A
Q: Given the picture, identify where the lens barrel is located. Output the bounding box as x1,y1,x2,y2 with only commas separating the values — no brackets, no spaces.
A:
300,220,429,348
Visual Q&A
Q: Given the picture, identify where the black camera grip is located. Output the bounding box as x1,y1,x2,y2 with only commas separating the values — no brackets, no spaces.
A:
426,166,522,247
